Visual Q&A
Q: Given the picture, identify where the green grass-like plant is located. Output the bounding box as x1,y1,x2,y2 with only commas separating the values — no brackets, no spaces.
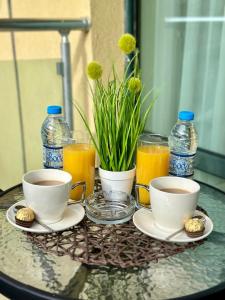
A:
75,34,156,171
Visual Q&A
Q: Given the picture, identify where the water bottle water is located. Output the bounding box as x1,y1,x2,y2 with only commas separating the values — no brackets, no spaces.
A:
168,111,198,178
41,105,71,169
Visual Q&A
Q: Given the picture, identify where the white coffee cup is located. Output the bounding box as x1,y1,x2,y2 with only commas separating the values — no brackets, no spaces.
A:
23,169,72,224
136,176,200,232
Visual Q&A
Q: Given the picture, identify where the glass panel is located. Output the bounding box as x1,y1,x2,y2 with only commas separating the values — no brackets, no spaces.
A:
140,0,225,179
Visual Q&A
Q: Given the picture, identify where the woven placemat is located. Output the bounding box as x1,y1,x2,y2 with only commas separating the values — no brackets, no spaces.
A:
26,216,204,268
26,178,205,268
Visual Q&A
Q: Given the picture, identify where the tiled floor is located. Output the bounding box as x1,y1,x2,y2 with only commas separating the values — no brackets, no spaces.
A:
194,169,225,192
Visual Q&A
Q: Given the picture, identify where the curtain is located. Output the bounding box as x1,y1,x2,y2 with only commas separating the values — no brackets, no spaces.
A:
142,0,225,155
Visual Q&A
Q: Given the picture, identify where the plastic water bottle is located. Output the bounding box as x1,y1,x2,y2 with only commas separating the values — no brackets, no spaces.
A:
168,111,198,178
41,105,71,169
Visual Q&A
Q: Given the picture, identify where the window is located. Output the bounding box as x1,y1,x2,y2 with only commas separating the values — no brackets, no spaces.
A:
140,0,225,179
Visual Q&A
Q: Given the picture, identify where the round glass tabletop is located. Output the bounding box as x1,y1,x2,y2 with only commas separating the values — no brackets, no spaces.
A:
0,182,225,299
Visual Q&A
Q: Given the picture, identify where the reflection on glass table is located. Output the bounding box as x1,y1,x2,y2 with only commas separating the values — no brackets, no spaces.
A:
0,182,225,299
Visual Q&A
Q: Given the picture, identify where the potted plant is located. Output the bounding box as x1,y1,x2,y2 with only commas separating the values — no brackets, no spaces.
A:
75,33,156,195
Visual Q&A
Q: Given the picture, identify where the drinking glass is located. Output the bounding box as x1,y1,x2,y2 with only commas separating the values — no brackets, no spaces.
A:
136,133,169,206
63,131,95,201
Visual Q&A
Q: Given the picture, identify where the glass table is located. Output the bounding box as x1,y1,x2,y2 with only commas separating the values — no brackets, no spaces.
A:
0,181,225,300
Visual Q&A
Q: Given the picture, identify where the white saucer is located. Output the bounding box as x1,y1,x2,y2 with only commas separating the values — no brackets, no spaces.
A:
6,199,85,233
133,209,213,243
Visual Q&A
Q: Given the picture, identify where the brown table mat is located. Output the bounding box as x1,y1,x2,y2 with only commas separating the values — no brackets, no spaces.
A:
27,215,204,268
26,179,205,268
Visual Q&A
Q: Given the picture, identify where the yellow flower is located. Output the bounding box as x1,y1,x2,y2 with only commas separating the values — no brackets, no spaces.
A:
87,61,103,80
118,33,136,54
128,77,142,93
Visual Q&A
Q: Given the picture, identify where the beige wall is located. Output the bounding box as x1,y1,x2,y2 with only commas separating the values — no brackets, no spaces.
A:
0,0,124,190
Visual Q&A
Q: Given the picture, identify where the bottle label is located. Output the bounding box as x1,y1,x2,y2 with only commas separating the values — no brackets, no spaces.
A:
43,145,63,169
169,152,195,177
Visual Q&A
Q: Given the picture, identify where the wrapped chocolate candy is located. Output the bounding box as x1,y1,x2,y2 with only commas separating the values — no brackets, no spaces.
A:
184,217,205,238
15,207,35,228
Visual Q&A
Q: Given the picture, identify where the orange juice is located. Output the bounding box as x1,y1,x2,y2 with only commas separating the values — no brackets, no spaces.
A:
136,145,169,205
63,143,95,200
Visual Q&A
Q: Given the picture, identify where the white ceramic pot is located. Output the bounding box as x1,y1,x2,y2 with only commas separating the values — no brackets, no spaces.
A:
99,167,136,195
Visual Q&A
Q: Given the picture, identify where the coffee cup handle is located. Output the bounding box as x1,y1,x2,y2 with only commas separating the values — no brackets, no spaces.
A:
71,181,86,202
135,183,151,210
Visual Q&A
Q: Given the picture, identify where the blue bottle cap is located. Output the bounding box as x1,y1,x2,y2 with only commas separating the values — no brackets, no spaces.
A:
47,105,62,114
178,111,194,121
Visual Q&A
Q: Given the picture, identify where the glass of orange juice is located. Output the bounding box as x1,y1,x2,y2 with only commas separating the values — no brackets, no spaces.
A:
63,132,95,201
136,134,169,206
